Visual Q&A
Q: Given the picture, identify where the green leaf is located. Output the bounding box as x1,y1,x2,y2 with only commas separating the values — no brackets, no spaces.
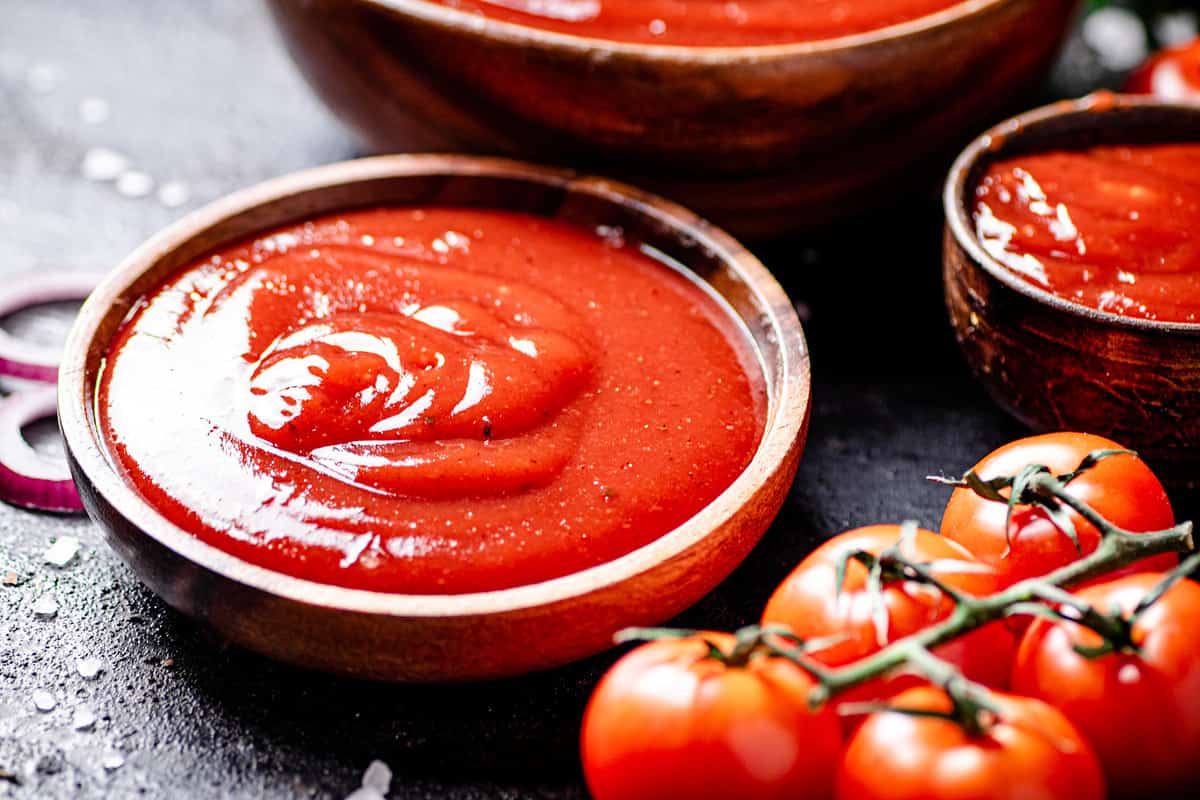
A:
964,469,1009,503
834,551,851,599
759,624,801,644
1059,449,1136,486
800,633,852,654
835,550,876,598
1073,639,1117,660
1004,602,1072,624
866,557,890,646
1041,500,1083,555
1130,550,1200,625
1003,465,1050,557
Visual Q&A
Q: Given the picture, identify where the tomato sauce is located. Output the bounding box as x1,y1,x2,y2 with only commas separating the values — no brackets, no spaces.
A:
1126,37,1200,102
973,144,1200,323
431,0,967,46
99,209,765,593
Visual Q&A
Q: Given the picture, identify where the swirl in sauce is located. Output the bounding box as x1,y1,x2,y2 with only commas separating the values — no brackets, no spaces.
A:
99,209,765,593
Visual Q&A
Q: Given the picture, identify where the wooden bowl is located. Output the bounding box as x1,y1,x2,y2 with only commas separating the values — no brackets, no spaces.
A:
58,155,810,681
263,0,1078,238
943,95,1200,487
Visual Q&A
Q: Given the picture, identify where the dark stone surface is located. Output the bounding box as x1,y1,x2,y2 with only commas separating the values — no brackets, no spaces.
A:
0,1,1178,798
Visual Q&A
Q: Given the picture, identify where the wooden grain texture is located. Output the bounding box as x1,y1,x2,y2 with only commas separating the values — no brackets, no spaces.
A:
943,97,1200,488
58,155,810,681
262,0,1079,238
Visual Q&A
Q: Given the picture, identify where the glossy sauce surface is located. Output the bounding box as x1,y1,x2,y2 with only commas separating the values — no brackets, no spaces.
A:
432,0,967,46
99,209,765,593
974,144,1200,323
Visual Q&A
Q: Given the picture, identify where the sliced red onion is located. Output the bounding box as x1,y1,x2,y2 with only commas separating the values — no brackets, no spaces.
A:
0,271,100,383
0,386,82,512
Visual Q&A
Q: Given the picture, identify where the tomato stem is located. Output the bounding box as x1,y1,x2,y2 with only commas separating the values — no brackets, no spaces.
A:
618,451,1197,736
1054,550,1200,658
614,625,845,670
809,453,1195,707
905,647,999,736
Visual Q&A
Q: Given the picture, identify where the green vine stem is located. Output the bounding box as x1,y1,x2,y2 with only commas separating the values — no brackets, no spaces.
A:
615,452,1197,717
829,647,1002,729
805,462,1194,706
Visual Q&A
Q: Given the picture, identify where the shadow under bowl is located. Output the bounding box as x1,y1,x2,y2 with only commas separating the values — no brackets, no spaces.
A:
58,155,810,681
263,0,1078,239
943,95,1200,487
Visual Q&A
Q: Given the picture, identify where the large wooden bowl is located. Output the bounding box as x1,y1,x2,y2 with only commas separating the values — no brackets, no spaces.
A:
943,95,1200,487
58,156,810,681
263,0,1079,238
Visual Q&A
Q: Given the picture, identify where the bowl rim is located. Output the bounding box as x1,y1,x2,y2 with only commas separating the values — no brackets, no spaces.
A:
944,92,1200,337
59,154,809,620
360,0,1012,61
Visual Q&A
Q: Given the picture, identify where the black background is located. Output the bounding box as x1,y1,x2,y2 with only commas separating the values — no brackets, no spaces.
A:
0,1,1188,798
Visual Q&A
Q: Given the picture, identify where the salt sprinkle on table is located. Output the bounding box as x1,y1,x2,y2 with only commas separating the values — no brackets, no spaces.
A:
77,657,104,680
32,593,58,619
32,690,57,712
43,536,81,568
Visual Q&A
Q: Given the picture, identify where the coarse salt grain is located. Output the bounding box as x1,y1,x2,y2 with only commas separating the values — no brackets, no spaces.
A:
44,536,81,567
32,593,58,619
362,760,391,794
73,706,97,731
156,181,190,209
77,657,104,680
115,170,154,198
101,752,125,772
33,690,57,712
81,148,130,182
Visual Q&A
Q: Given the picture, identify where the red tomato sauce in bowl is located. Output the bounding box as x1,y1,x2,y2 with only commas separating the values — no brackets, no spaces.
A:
98,208,766,594
973,143,1200,323
429,0,969,46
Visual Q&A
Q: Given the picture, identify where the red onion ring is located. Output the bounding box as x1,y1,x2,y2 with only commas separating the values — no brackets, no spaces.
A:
0,272,100,382
0,386,83,512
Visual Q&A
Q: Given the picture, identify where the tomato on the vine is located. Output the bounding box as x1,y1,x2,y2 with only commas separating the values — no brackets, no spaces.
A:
762,525,1014,701
581,632,842,800
1126,36,1200,101
836,686,1105,800
940,432,1176,588
1013,571,1200,798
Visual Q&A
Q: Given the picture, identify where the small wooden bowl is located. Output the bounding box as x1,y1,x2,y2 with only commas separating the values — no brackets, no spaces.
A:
58,155,810,681
943,95,1200,487
263,0,1078,238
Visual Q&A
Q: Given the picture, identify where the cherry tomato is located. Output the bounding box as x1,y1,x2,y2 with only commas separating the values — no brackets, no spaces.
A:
940,432,1176,588
836,686,1105,800
1126,37,1200,101
581,633,842,800
1013,572,1200,797
762,525,1014,701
